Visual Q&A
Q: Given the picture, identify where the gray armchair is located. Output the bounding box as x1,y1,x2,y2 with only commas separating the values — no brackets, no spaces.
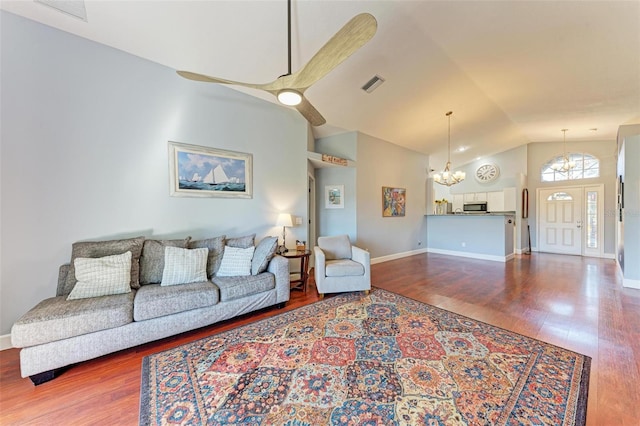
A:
314,235,371,297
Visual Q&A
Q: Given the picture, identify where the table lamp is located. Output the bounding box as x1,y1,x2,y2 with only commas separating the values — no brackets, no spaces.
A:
276,213,293,254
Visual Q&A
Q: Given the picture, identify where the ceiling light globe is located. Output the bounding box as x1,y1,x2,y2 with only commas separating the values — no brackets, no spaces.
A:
277,90,302,106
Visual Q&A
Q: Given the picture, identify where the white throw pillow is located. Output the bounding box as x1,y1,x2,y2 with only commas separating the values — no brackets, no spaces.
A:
67,251,132,300
161,246,208,286
216,246,255,277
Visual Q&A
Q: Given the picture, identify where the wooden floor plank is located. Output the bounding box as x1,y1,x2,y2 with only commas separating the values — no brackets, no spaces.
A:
1,252,639,425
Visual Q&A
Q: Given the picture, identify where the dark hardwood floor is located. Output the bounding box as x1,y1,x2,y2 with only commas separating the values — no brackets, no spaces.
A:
1,252,639,425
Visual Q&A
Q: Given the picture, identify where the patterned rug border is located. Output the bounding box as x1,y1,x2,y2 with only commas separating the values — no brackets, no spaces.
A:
140,287,591,425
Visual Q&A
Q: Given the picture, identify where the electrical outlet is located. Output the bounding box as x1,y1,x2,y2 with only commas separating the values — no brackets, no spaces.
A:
418,241,422,246
295,217,303,225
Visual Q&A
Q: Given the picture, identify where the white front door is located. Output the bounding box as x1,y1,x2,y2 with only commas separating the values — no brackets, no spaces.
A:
538,187,583,255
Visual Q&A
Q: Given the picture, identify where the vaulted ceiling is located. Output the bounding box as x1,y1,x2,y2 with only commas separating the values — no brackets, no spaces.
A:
3,1,639,166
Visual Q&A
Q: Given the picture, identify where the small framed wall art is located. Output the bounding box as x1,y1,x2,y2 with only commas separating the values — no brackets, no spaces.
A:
382,186,406,217
325,185,344,209
168,141,253,198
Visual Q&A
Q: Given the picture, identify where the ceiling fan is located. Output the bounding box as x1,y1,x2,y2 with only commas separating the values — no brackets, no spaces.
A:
177,1,377,126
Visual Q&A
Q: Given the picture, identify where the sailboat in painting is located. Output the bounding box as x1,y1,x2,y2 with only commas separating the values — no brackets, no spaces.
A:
203,165,229,184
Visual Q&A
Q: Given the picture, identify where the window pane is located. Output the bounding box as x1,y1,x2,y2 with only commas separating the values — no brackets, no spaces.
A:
540,153,599,182
586,191,598,249
548,192,573,201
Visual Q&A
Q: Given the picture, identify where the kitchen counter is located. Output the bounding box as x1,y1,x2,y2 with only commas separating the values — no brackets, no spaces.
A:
426,211,515,216
425,213,515,262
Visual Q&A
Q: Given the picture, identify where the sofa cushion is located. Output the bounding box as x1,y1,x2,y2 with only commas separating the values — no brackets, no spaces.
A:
64,236,145,294
160,247,208,286
140,238,191,285
251,236,278,275
226,234,256,249
67,251,133,300
325,259,365,277
217,246,255,277
318,235,352,260
213,273,275,302
11,292,134,348
133,281,219,321
188,235,225,278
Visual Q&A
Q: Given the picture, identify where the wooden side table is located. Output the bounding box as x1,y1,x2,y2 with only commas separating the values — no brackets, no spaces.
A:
281,250,311,292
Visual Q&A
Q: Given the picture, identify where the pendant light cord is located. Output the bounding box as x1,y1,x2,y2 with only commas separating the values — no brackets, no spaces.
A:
287,0,292,76
446,111,453,164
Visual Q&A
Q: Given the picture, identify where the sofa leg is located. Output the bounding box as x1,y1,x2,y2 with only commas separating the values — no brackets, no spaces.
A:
319,293,324,299
277,302,286,309
364,290,370,295
29,370,57,385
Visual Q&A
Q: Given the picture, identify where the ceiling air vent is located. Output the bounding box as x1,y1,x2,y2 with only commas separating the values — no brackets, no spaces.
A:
35,0,88,21
361,75,385,93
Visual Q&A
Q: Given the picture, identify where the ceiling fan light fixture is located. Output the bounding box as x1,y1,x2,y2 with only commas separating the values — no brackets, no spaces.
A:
277,89,302,106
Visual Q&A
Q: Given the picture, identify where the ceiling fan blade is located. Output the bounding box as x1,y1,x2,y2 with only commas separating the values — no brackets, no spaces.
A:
295,96,326,126
289,13,377,89
177,71,269,90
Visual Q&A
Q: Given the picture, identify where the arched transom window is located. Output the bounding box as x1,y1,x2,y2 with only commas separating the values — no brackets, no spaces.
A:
540,153,600,182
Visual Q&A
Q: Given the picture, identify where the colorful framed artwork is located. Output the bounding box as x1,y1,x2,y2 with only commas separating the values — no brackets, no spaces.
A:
382,187,406,217
168,141,252,198
325,185,344,209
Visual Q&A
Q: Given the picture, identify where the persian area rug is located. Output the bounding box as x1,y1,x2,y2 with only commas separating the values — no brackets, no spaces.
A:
140,289,590,425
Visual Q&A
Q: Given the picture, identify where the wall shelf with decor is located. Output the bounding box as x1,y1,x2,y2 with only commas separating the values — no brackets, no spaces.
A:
307,151,356,169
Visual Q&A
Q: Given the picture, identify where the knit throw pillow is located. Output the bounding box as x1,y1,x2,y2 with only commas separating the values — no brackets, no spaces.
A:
216,246,255,277
67,251,132,300
161,247,208,286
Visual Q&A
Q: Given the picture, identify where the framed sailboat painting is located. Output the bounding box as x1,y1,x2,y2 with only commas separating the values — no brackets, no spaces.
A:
168,141,253,198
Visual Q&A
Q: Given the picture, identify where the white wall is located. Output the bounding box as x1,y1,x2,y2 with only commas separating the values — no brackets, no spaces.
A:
0,12,309,335
356,132,430,257
617,124,640,286
314,133,358,241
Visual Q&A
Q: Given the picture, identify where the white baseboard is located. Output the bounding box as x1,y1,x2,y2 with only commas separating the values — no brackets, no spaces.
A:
0,334,13,351
426,248,512,263
623,277,640,289
371,248,428,265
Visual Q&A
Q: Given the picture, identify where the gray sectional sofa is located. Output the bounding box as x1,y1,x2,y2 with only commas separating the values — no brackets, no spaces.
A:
11,234,290,385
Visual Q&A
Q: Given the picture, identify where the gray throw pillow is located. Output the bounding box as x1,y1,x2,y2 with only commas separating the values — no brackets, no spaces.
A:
251,236,278,275
226,234,256,249
317,234,352,260
64,236,145,294
139,237,191,285
189,235,225,278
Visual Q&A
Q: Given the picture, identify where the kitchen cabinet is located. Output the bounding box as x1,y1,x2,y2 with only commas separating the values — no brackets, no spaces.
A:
452,194,464,212
487,191,504,212
463,192,487,203
504,187,517,211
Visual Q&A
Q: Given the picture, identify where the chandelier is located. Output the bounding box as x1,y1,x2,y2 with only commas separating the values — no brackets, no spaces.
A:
433,111,465,186
551,129,575,172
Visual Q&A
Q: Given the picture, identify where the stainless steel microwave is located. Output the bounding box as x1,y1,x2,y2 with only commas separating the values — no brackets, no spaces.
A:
463,202,487,212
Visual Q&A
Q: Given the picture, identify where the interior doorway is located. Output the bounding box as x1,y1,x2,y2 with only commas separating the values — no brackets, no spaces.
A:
308,174,316,267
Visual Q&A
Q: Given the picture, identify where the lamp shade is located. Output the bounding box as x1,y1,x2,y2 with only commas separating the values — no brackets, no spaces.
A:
276,213,293,227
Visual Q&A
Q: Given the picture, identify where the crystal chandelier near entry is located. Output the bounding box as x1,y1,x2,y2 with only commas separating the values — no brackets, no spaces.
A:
433,111,466,186
551,129,576,172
